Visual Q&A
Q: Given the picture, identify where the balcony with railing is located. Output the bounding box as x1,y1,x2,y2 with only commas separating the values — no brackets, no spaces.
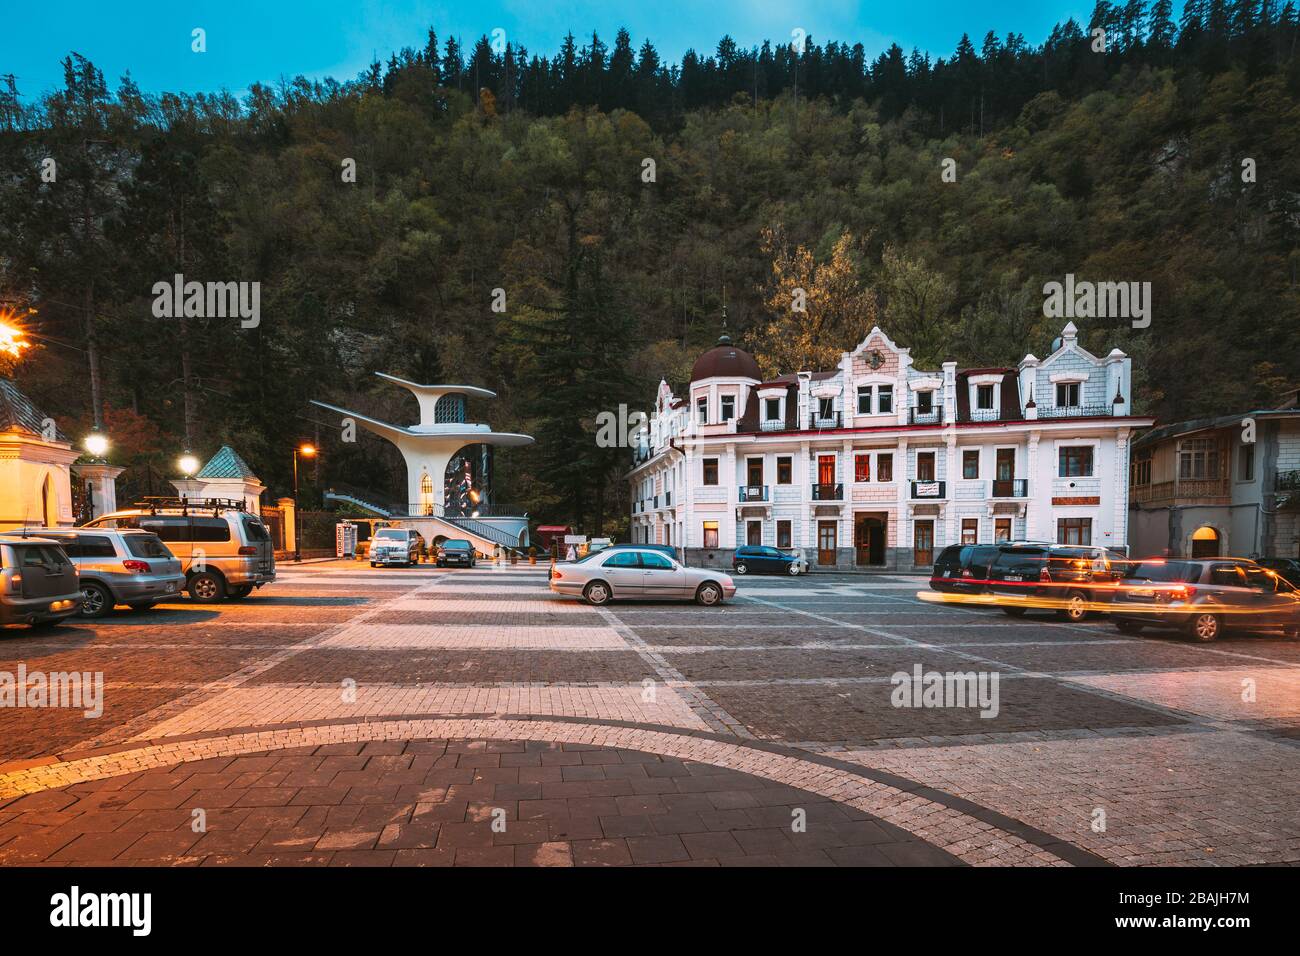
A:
809,411,841,429
909,407,943,425
991,478,1028,498
1132,477,1231,503
811,483,843,501
1035,403,1116,420
759,418,787,432
738,485,769,502
958,407,1001,423
910,480,947,499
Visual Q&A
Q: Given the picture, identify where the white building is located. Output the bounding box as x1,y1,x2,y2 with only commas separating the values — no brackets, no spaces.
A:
628,322,1153,569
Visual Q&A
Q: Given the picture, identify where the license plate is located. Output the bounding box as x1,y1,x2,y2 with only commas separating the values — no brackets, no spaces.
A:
1130,587,1155,598
1004,574,1023,582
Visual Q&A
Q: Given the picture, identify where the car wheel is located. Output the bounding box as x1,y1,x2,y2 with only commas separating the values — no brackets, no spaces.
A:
228,585,254,599
1114,620,1144,635
696,582,724,606
1058,591,1089,623
1188,612,1221,642
788,563,801,576
583,581,612,606
77,582,113,619
734,562,748,575
188,572,226,602
1002,606,1027,617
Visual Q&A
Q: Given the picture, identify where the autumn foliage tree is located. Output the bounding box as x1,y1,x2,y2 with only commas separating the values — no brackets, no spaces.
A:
749,229,879,377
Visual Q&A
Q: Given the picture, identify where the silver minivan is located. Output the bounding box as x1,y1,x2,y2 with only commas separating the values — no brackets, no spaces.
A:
33,529,186,618
83,499,276,602
0,537,81,627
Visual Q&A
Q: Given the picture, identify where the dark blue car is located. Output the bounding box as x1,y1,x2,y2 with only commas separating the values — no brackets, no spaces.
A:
731,545,808,576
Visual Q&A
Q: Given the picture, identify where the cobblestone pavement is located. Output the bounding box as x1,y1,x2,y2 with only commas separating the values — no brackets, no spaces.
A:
1,560,1298,866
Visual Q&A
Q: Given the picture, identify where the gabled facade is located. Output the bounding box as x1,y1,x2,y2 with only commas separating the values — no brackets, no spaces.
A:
629,322,1152,569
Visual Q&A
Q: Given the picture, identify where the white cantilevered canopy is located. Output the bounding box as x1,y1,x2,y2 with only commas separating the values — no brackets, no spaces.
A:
311,374,533,510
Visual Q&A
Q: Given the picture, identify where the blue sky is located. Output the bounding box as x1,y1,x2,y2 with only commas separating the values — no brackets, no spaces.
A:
5,1,1121,99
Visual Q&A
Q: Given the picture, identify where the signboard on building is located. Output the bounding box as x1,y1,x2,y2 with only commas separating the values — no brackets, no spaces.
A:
915,482,942,498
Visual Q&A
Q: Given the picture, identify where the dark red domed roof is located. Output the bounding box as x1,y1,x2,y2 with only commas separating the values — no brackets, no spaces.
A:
691,334,761,383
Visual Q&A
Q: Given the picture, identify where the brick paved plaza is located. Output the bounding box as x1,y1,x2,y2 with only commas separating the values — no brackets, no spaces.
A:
2,562,1298,867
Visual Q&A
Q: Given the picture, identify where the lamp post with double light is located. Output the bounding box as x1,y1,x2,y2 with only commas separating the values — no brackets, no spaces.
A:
293,443,316,562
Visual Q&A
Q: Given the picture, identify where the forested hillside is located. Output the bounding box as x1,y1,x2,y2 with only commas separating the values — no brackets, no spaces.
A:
2,1,1298,531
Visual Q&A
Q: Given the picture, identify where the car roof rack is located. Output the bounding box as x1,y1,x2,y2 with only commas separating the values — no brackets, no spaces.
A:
132,496,250,516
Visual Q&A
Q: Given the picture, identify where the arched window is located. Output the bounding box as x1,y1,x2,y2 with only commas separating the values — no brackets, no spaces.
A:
433,393,466,424
41,474,55,527
419,472,434,516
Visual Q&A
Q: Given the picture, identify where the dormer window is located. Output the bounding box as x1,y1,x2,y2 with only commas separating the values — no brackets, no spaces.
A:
720,395,736,421
917,390,934,414
976,384,995,410
697,398,708,424
1056,382,1080,407
818,397,835,419
764,398,781,421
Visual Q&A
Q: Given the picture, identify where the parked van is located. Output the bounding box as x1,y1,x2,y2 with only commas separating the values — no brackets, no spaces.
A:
0,536,81,627
83,498,275,602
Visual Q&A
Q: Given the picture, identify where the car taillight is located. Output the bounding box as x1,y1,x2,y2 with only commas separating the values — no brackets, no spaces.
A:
9,573,21,592
123,560,151,573
1169,585,1196,601
552,570,562,580
238,546,258,555
961,569,974,578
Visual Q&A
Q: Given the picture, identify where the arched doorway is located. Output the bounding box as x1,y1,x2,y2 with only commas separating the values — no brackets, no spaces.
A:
1190,526,1220,558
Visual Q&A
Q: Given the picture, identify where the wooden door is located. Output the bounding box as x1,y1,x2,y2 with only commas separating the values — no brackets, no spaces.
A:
913,520,934,567
817,521,838,565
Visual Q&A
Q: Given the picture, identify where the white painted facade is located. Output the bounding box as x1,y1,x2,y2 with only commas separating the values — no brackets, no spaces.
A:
629,323,1153,569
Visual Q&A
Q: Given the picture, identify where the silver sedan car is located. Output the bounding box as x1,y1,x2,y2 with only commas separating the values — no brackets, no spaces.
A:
549,547,736,606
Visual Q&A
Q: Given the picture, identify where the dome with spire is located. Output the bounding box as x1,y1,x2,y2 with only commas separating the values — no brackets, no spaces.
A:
690,332,761,383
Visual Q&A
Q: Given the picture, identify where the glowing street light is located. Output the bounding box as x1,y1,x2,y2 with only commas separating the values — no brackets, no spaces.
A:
0,308,32,361
179,453,200,477
292,443,318,563
84,433,109,460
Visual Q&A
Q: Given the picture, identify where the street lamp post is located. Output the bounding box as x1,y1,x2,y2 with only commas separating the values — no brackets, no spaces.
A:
292,443,317,562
